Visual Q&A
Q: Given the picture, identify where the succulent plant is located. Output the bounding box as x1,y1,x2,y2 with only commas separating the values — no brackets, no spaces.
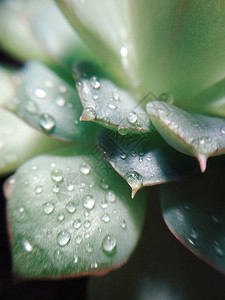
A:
1,0,225,298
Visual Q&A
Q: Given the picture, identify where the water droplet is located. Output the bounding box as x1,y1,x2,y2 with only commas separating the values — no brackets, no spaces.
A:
221,126,225,135
80,162,91,175
105,191,116,203
107,103,117,110
214,242,224,256
73,219,82,230
34,88,46,99
100,200,109,209
83,195,95,210
23,240,33,252
52,185,60,193
84,220,91,228
84,232,90,239
190,230,198,240
102,235,117,255
101,213,110,223
57,231,70,247
120,47,128,57
120,153,126,160
35,185,43,194
188,238,195,246
127,112,137,124
26,100,38,114
50,162,56,168
75,235,83,245
83,107,96,120
67,183,75,191
113,90,120,101
158,92,174,104
43,202,55,215
125,171,143,189
73,255,78,264
85,243,94,253
58,213,65,222
55,96,65,107
91,262,98,269
51,169,63,182
99,179,109,190
118,125,127,136
90,76,101,89
120,219,126,229
54,249,63,259
66,202,76,213
93,94,99,100
40,114,56,132
59,85,67,93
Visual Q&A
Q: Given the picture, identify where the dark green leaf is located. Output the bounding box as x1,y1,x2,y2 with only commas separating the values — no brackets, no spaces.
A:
5,146,146,278
147,101,225,172
3,62,99,142
89,191,225,300
97,129,199,197
161,165,225,275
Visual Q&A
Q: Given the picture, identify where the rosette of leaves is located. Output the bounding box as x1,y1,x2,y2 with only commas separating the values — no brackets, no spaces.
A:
1,0,225,298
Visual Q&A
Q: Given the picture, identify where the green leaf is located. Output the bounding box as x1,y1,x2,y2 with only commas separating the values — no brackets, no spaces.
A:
161,165,225,275
0,109,70,175
0,0,94,67
97,129,199,197
56,0,139,88
89,192,225,300
147,101,225,172
3,62,99,142
129,0,225,100
0,66,15,103
74,62,152,134
5,146,146,278
184,77,225,119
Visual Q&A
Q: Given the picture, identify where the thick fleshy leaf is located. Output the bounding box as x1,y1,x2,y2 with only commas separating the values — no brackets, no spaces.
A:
161,165,225,275
3,62,99,141
56,0,138,88
0,66,15,102
147,101,225,172
0,0,94,67
184,77,225,118
97,129,199,197
74,62,152,134
129,0,225,100
89,191,225,300
5,147,146,278
0,109,70,175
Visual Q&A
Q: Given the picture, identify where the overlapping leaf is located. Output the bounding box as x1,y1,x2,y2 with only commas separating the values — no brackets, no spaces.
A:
74,62,152,134
147,101,225,172
3,62,99,142
5,147,146,278
161,164,225,274
97,129,199,197
129,0,225,100
89,194,225,300
0,0,94,67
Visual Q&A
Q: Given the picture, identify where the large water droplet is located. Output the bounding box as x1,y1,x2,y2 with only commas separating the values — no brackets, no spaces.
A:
80,162,91,175
83,220,91,229
52,185,60,193
118,125,127,136
101,213,111,223
51,169,63,182
90,76,101,89
73,219,82,230
57,231,70,246
91,262,98,269
125,171,143,189
43,202,55,215
67,183,75,191
83,195,95,210
120,46,128,57
127,112,137,124
102,235,117,255
83,107,96,120
40,114,56,132
105,191,116,202
66,202,76,213
100,179,109,190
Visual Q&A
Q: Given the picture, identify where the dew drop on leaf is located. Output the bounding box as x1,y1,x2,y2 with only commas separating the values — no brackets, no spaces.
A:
39,113,56,132
57,231,70,246
43,202,55,215
90,76,101,89
51,169,63,182
80,162,91,175
83,195,95,210
102,235,117,255
105,191,116,203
